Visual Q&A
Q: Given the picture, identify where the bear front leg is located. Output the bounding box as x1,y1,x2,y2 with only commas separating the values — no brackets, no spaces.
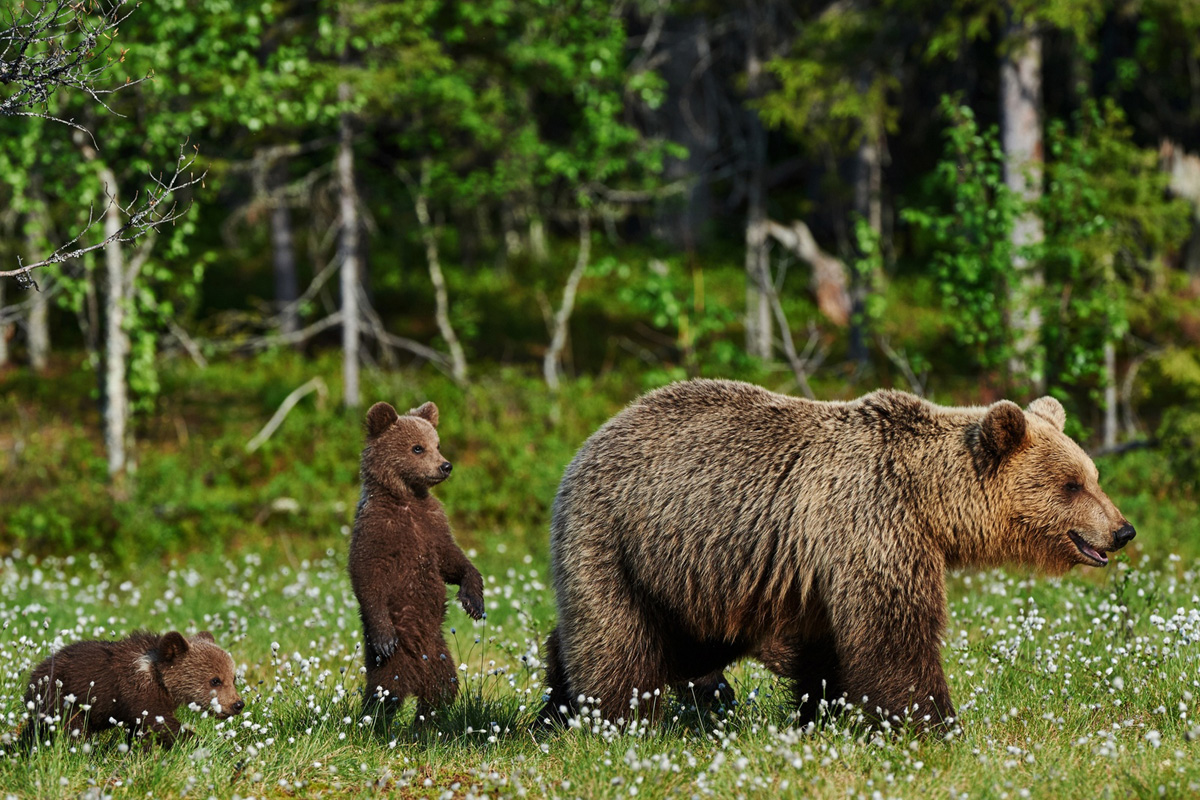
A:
828,557,956,732
136,713,187,749
439,544,485,620
359,600,401,665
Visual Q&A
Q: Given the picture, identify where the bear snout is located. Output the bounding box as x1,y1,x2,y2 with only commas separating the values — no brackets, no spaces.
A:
1113,522,1136,548
231,698,245,714
439,461,452,477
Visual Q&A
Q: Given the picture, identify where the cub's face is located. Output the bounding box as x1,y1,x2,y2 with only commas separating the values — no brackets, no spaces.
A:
159,632,244,719
361,401,453,495
980,397,1135,574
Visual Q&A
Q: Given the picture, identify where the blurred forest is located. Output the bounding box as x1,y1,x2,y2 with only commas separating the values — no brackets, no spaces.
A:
2,0,1200,560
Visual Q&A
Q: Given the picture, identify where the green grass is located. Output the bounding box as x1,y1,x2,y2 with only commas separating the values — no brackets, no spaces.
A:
3,352,1200,797
2,551,1200,798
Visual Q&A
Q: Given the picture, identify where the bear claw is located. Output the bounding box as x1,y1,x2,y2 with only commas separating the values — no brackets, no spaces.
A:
459,592,485,620
374,637,399,661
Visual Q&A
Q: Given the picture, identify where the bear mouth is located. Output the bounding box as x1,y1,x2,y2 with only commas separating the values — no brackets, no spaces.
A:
1069,531,1109,566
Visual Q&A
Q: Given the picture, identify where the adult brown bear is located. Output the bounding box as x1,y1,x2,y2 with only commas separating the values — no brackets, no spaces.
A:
541,380,1134,729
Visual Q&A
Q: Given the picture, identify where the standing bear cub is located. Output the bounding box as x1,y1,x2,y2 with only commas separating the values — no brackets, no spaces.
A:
542,379,1135,730
21,630,243,748
349,401,484,722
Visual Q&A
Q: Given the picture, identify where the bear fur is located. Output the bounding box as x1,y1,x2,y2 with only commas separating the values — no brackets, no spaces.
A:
349,400,484,721
21,630,242,748
541,379,1135,729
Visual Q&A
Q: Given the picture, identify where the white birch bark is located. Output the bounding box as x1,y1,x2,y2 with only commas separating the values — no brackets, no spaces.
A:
25,205,51,372
743,27,772,360
337,82,361,410
1001,21,1045,391
1103,341,1118,449
412,159,468,383
98,163,129,478
544,213,591,392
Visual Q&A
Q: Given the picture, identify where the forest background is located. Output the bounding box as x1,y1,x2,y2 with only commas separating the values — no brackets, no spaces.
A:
2,1,1200,796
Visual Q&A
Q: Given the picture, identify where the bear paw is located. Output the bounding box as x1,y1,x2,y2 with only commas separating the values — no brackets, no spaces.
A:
373,637,399,663
458,590,485,621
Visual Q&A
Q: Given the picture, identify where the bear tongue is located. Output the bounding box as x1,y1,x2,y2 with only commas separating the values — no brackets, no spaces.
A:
1073,534,1108,565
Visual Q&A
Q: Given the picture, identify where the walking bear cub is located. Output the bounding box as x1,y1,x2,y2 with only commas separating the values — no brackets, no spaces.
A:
21,630,242,748
542,379,1136,730
349,400,484,722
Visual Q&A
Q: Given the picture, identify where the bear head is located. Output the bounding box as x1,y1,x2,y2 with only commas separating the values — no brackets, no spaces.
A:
157,631,244,719
361,400,452,497
971,396,1135,574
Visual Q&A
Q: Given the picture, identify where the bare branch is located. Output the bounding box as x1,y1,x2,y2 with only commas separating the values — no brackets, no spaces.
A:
544,212,592,392
1,0,145,120
246,377,329,454
1,144,206,287
876,335,928,398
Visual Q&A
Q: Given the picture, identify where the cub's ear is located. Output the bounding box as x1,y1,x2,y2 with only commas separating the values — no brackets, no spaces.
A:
159,632,189,664
365,402,399,438
978,401,1027,460
1026,396,1065,431
409,401,439,428
193,631,216,643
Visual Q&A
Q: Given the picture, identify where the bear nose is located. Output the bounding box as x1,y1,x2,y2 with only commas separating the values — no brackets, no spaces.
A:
1114,523,1136,547
232,699,245,714
440,461,452,476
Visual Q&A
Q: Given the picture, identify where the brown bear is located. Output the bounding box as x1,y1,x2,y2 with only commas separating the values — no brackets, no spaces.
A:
541,379,1135,730
21,630,243,748
349,400,484,722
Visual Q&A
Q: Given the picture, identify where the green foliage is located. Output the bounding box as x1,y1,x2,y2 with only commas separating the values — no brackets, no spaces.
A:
593,255,754,385
902,100,1022,375
1144,348,1200,489
756,2,900,152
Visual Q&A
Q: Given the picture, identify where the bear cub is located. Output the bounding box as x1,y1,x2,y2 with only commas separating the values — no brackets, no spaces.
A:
21,630,242,748
349,400,484,722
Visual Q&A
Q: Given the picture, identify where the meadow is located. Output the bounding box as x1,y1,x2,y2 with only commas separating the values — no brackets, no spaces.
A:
2,354,1200,798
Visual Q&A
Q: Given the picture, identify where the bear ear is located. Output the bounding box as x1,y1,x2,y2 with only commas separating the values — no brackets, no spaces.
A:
159,632,189,664
1026,396,1065,431
409,401,439,428
365,402,399,438
978,401,1028,460
193,631,216,643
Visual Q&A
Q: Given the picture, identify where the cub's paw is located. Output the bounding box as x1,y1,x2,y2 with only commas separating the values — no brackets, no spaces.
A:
373,637,399,663
459,590,485,621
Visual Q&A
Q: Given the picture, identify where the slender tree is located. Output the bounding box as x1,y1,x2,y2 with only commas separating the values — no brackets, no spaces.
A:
1000,12,1045,391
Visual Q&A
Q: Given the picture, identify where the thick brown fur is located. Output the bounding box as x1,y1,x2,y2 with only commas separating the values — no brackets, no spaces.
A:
541,380,1134,730
349,400,484,722
20,630,242,748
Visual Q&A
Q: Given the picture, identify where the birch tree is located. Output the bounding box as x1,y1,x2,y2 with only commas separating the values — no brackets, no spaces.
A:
999,13,1045,391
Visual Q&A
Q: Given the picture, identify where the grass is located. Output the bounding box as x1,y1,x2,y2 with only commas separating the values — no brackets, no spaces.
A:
2,550,1200,798
2,352,1200,797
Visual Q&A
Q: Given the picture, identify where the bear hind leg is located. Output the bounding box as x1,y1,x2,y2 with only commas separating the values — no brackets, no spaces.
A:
757,635,844,726
538,627,577,727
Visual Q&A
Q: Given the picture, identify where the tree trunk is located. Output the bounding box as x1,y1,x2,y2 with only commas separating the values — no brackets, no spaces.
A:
544,213,591,392
744,37,772,360
269,158,300,340
337,82,361,410
413,158,468,383
1103,340,1118,449
1000,19,1045,392
658,16,716,251
98,163,129,479
849,119,883,366
0,278,9,367
25,200,51,372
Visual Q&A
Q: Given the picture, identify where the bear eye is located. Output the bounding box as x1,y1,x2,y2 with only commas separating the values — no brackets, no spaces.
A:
1065,481,1083,494
210,677,222,687
412,445,424,454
